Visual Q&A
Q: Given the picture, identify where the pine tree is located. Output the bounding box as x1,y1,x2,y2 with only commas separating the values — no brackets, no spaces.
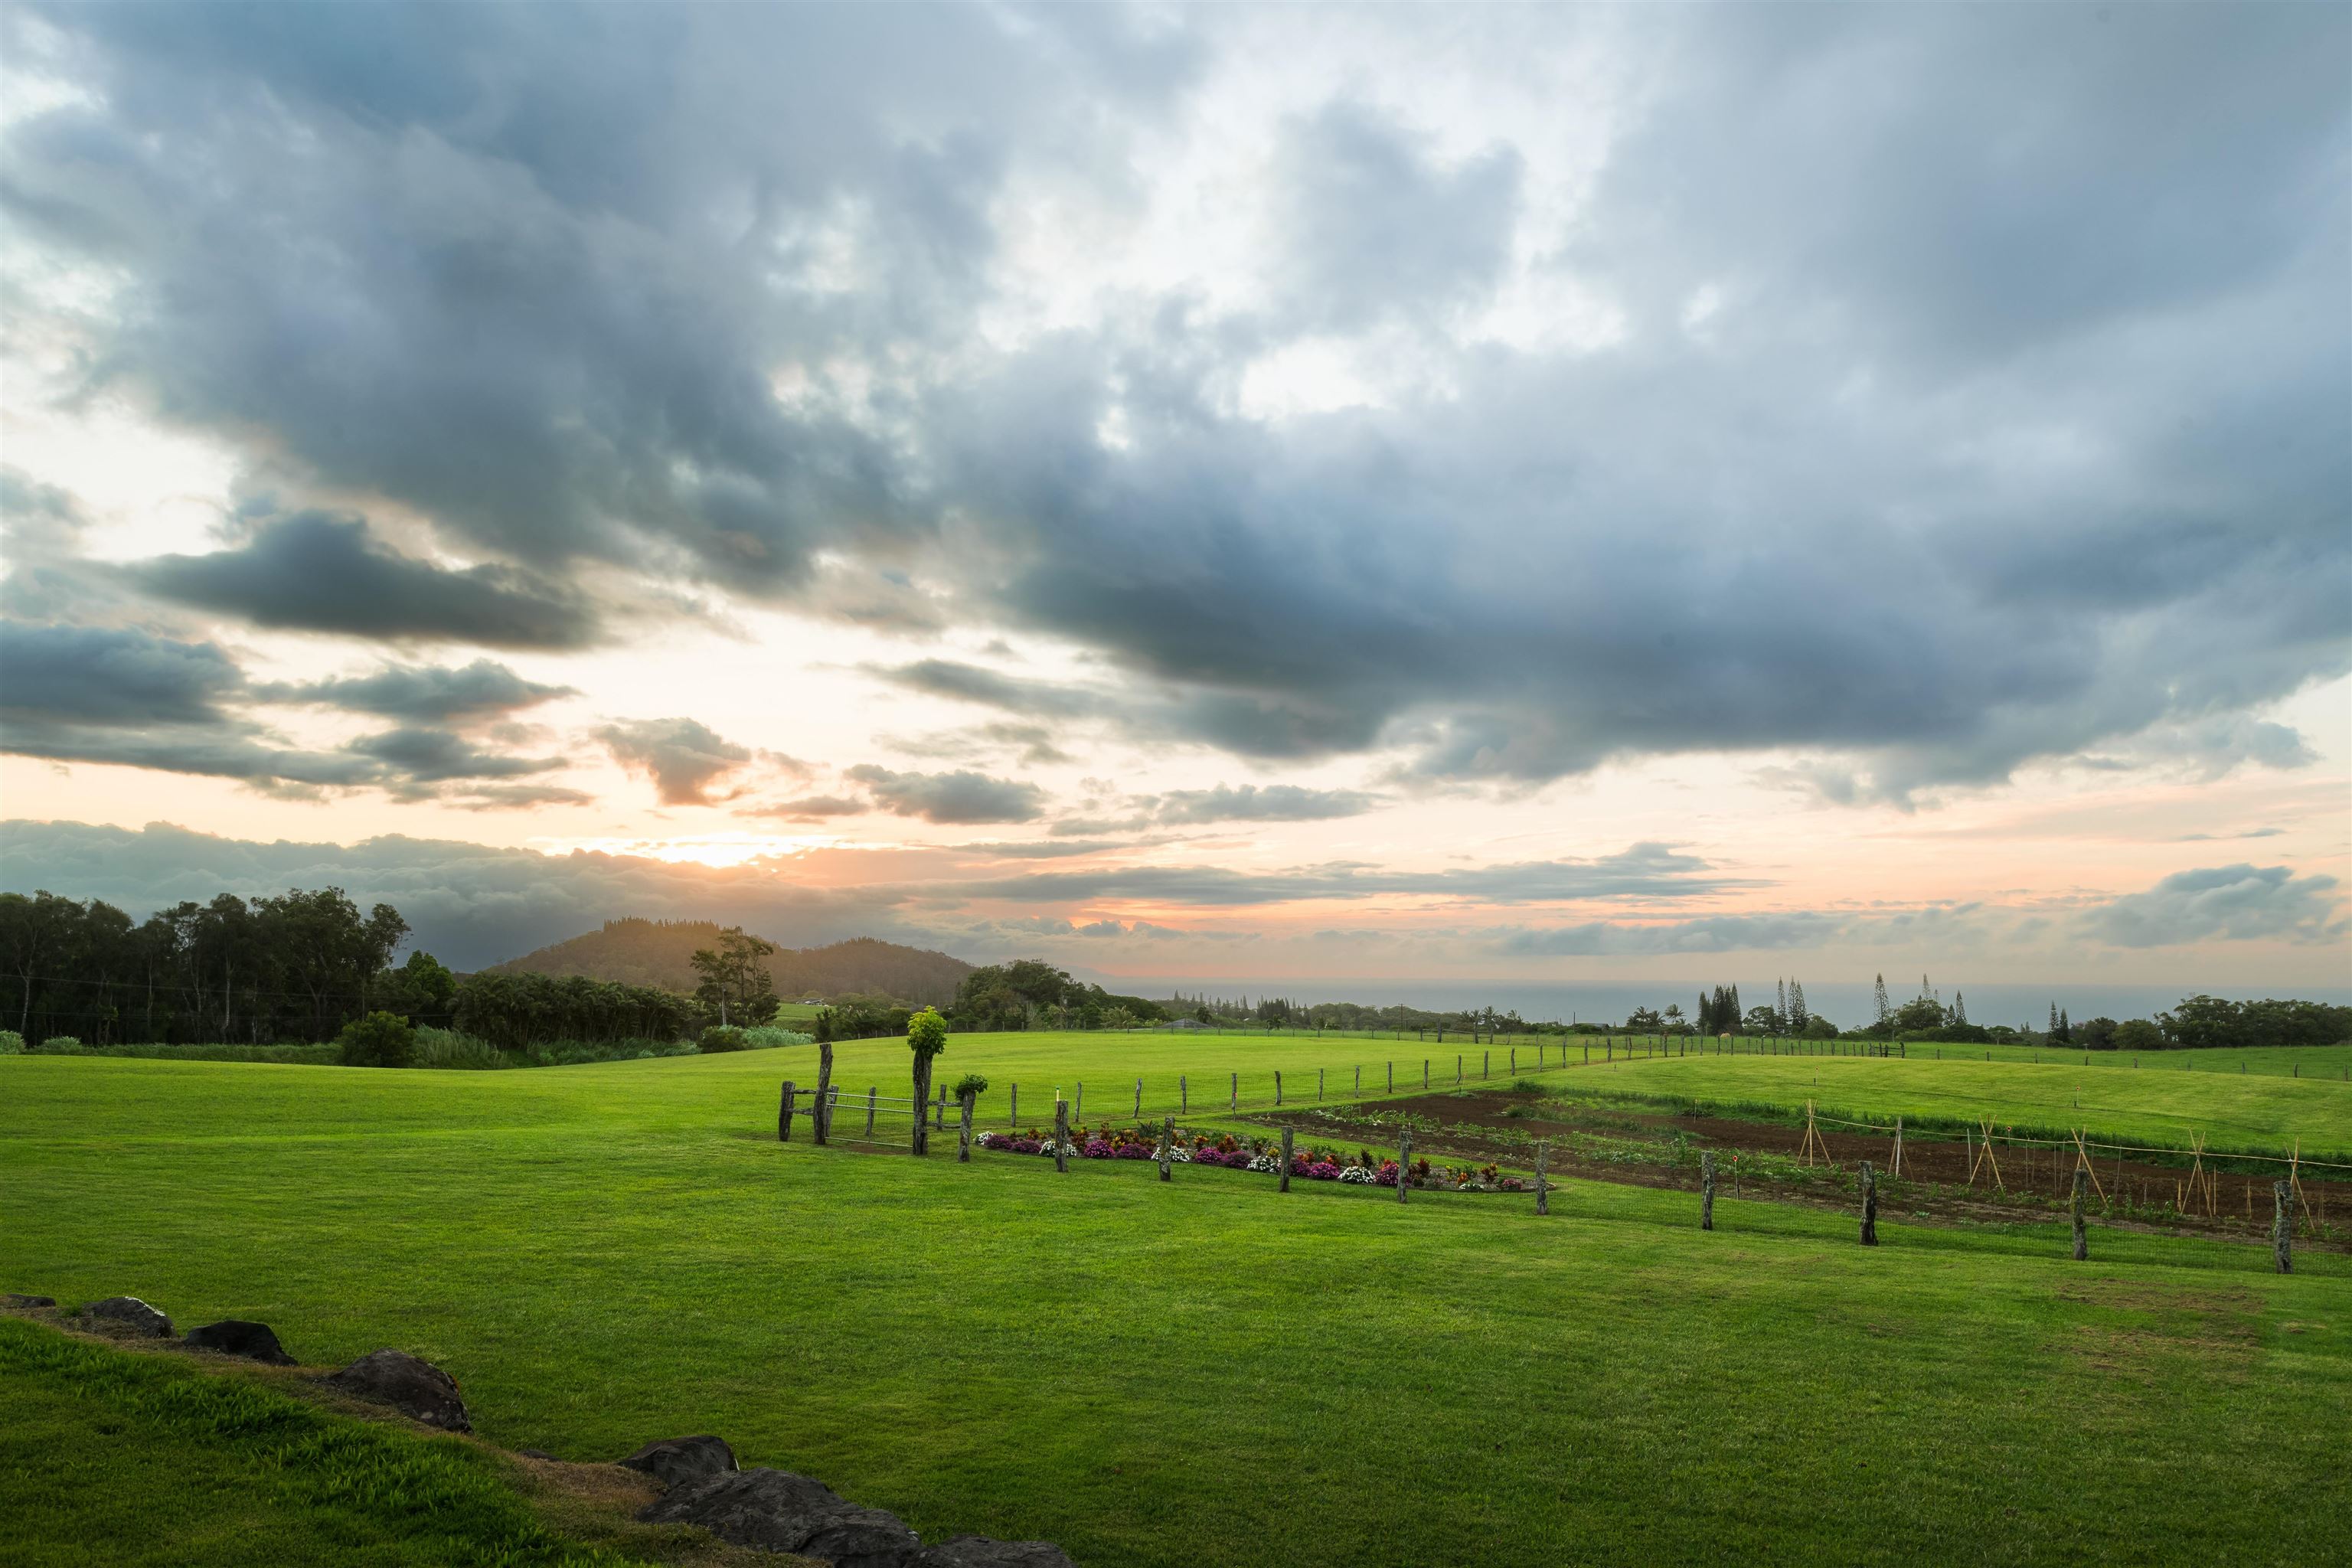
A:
2049,1001,2059,1037
1873,974,1890,1024
1777,978,1787,1029
2057,1007,2071,1044
1954,990,1967,1025
1788,979,1809,1034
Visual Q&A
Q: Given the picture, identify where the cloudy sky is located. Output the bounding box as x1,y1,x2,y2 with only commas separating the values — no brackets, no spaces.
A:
2,2,2347,988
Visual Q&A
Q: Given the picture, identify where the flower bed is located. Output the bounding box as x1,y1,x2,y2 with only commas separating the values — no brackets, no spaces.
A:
970,1124,1529,1191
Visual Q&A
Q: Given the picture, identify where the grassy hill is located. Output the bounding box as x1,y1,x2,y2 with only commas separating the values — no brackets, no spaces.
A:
4,1040,2347,1566
488,920,972,1006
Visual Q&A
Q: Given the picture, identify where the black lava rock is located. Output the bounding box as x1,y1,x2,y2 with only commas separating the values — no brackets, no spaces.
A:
324,1349,471,1432
81,1296,174,1337
184,1320,296,1365
618,1435,738,1489
640,1468,921,1566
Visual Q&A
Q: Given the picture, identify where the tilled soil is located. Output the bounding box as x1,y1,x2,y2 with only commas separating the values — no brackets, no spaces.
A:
1254,1089,2347,1248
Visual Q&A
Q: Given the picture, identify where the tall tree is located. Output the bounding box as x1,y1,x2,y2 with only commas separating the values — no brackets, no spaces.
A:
1873,974,1891,1025
690,927,778,1026
906,1007,949,1155
1788,979,1810,1034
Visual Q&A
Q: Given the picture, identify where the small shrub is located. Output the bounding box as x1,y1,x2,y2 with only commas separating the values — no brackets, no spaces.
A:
337,1012,416,1068
952,1072,989,1100
1510,1079,1545,1094
36,1035,83,1055
699,1025,748,1053
740,1026,812,1050
0,1030,22,1054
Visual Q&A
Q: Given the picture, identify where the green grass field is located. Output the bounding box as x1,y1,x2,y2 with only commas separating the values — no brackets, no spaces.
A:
4,1046,2348,1566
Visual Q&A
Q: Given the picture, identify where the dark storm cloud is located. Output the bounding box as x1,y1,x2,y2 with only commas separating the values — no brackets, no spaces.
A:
0,619,585,803
1151,783,1381,824
0,818,917,970
5,5,2346,795
964,842,1742,906
126,513,604,648
844,764,1048,825
1,619,243,727
1271,99,1521,330
594,717,756,805
2077,864,2346,949
261,658,576,722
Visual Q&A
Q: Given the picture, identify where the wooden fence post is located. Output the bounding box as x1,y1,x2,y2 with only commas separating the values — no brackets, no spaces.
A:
1319,1068,1325,1101
1181,1076,1187,1114
1423,1059,1429,1089
1397,1129,1412,1205
1859,1160,1879,1246
2070,1167,2087,1260
1892,1116,1903,1179
959,1092,975,1163
1054,1097,1070,1174
1230,1071,1237,1110
1387,1061,1393,1093
779,1080,795,1142
1355,1065,1362,1093
2274,1181,2293,1273
938,1083,949,1131
1276,1070,1284,1106
1134,1079,1142,1117
1535,1140,1550,1216
866,1086,877,1138
1511,1047,1516,1076
1071,1083,1080,1127
1158,1115,1174,1182
1280,1126,1294,1193
815,1044,834,1145
1701,1150,1716,1231
1457,1054,1463,1084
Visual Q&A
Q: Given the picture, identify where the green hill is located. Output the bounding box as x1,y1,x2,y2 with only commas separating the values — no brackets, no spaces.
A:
488,920,972,1006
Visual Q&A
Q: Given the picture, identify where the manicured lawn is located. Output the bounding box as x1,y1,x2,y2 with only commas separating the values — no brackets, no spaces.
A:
3,1051,2347,1566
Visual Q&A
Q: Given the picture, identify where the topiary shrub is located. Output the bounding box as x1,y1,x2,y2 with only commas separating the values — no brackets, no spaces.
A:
337,1011,416,1068
698,1024,748,1053
952,1072,989,1102
36,1035,82,1055
0,1031,23,1054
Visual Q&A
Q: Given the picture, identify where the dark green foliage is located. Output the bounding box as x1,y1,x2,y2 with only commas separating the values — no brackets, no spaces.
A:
336,1011,416,1068
688,927,776,1027
698,1024,748,1053
0,886,426,1048
2158,995,2352,1050
828,993,913,1040
452,971,694,1050
952,1072,989,1100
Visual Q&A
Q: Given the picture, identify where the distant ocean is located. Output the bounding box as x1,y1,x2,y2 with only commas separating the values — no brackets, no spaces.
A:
1112,979,2352,1031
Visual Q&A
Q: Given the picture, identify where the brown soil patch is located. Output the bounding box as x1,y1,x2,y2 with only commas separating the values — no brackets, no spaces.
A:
1253,1089,2350,1250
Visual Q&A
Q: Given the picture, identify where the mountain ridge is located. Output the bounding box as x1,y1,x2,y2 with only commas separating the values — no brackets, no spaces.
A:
487,919,973,1006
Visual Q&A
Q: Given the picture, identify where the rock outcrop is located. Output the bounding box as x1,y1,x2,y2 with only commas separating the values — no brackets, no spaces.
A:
618,1434,738,1489
641,1468,923,1566
184,1320,296,1364
324,1349,471,1432
81,1296,174,1337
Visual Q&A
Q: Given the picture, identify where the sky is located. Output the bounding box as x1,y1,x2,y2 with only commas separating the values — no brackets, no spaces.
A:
1,2,2347,995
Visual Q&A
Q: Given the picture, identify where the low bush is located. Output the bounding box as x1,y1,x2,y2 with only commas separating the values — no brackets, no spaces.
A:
740,1026,813,1050
0,1030,21,1054
35,1035,83,1055
699,1025,749,1053
336,1012,416,1069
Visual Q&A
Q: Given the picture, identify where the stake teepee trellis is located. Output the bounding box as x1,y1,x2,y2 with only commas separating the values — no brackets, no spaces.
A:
1967,1119,2004,1191
1797,1099,1832,1168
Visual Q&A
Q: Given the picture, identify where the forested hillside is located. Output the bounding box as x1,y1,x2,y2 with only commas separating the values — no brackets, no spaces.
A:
488,920,973,1005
